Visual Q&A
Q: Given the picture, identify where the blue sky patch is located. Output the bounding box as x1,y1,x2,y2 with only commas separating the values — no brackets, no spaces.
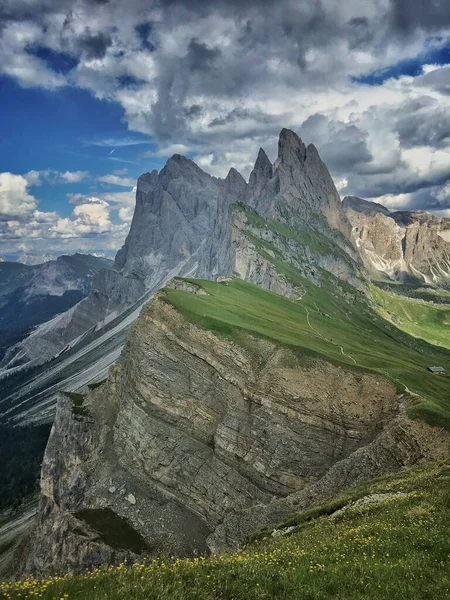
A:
353,41,450,85
29,46,78,74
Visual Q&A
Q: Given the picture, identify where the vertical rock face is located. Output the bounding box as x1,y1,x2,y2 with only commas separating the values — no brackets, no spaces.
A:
115,156,220,283
343,196,450,284
247,148,273,203
268,130,352,241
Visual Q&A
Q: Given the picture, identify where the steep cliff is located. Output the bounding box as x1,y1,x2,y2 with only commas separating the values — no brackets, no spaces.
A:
343,196,450,284
24,278,450,574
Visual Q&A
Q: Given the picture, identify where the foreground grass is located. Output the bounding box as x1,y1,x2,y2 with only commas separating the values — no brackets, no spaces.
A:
2,462,449,599
162,276,450,429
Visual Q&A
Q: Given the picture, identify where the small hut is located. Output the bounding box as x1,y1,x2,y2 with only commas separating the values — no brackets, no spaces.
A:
428,366,446,375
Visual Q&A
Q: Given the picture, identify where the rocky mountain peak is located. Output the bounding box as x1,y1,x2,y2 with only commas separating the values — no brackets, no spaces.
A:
222,167,247,201
276,128,307,169
136,170,158,195
343,195,450,284
248,148,273,203
161,154,208,181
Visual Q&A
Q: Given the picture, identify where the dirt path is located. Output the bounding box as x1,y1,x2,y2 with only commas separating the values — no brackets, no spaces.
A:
401,304,413,321
305,307,357,365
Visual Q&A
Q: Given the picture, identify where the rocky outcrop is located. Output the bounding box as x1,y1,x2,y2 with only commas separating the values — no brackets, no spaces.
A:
23,285,450,575
343,196,450,284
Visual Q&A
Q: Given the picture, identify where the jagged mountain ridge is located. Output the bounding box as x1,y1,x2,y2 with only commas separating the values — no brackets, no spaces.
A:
343,195,450,284
0,129,362,424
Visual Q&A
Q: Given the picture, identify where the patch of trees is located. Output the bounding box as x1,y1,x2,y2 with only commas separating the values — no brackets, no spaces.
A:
0,424,51,510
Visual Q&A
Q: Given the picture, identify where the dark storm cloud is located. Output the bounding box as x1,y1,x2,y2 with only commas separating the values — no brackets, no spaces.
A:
77,28,112,59
414,65,450,96
345,16,375,50
300,114,373,173
209,107,275,129
345,166,450,201
393,97,450,149
388,187,447,213
391,0,450,33
186,39,221,72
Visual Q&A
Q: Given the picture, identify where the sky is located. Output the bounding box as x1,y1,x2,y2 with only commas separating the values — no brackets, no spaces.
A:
1,0,450,259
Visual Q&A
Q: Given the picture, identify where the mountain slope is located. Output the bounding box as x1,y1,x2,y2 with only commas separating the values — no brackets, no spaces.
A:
22,275,450,574
0,255,112,362
11,129,450,576
343,196,450,284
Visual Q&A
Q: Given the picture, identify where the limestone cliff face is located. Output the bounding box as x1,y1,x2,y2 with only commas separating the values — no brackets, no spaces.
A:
198,128,364,292
24,281,450,574
343,196,450,284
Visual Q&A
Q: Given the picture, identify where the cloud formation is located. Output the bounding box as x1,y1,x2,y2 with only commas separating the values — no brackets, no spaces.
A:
0,172,38,219
0,170,129,256
98,174,136,187
1,0,450,235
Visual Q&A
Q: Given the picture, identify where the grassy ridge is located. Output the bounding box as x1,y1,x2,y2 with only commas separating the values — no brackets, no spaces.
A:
2,462,449,599
372,284,450,350
162,277,450,429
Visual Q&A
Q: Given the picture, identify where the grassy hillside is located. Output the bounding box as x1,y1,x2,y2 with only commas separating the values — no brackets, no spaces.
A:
372,284,450,350
162,276,450,429
2,461,449,599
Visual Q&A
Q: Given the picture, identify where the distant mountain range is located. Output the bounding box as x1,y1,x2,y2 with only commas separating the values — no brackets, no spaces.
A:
0,254,113,364
16,254,58,266
343,196,450,285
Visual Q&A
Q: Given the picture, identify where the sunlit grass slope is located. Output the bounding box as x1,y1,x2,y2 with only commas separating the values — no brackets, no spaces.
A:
2,462,449,600
162,276,450,429
372,284,450,350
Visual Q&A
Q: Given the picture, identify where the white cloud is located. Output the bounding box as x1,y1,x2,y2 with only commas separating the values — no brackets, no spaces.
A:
0,21,66,89
98,174,136,187
51,198,112,237
24,170,43,186
59,170,89,183
0,173,130,256
118,206,134,223
0,172,38,219
24,170,89,186
435,182,450,202
144,144,193,158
